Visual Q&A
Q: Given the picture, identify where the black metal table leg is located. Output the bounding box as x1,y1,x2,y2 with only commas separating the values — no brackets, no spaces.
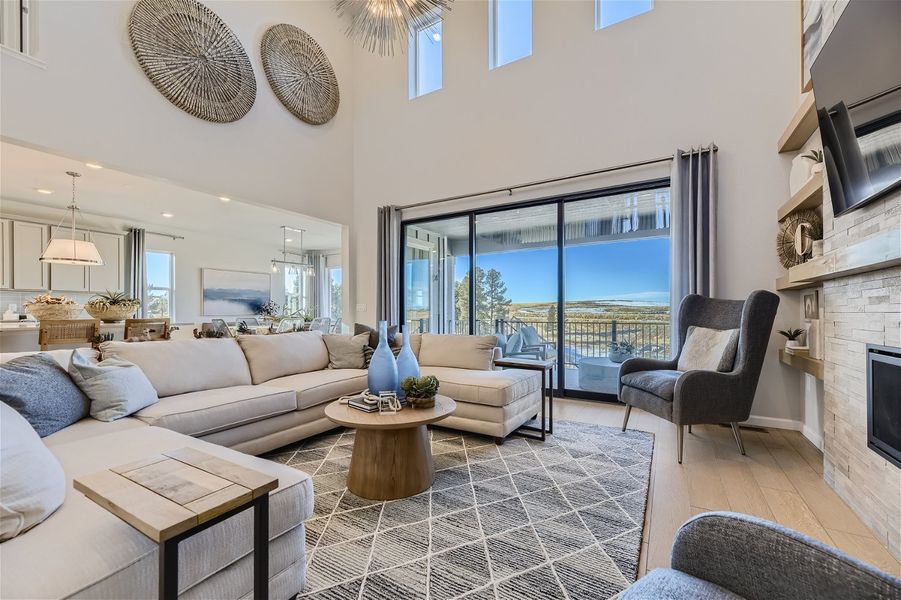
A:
254,495,269,600
548,366,554,435
159,537,178,600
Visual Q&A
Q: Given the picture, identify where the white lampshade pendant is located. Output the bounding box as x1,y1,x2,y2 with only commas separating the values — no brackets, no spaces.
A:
40,171,104,266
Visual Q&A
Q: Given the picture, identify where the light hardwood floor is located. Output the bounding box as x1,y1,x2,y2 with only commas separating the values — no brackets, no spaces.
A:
553,398,901,578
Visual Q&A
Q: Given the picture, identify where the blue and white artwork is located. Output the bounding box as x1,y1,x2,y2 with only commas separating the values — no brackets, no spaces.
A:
202,268,271,316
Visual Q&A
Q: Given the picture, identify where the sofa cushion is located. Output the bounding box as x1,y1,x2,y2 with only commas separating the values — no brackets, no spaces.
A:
236,331,329,384
0,402,66,541
418,334,498,371
43,416,148,448
0,354,91,437
420,366,540,408
620,370,683,402
0,424,312,600
677,326,739,372
134,385,297,437
621,567,745,599
100,339,252,398
69,351,159,421
265,369,368,410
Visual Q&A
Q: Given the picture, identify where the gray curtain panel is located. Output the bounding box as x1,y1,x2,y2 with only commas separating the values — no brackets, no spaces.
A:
376,205,402,326
670,146,717,352
126,228,146,317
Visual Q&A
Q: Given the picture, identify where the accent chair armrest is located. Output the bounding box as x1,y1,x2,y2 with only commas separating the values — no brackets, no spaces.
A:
617,356,679,398
671,512,901,600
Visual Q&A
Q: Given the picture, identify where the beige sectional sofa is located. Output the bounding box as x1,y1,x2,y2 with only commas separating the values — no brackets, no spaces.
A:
1,331,541,599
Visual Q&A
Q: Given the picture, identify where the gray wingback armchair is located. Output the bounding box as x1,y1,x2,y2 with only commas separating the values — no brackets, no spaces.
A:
619,290,780,463
622,512,901,599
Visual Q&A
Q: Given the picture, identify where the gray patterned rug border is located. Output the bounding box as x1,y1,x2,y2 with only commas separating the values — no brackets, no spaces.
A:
263,419,654,600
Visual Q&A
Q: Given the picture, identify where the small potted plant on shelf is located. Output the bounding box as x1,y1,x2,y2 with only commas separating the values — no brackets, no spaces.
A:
779,328,805,349
84,290,141,322
801,149,824,175
24,294,83,321
608,340,635,364
400,375,440,409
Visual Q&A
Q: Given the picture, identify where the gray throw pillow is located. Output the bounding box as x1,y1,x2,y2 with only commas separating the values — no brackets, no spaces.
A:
354,323,399,348
322,333,369,369
68,351,159,421
0,354,90,437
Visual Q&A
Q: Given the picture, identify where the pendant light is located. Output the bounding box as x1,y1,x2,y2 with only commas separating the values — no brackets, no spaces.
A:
271,226,315,275
40,171,104,265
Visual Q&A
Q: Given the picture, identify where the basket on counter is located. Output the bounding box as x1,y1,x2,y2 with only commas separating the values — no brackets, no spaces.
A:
24,302,85,321
84,304,137,323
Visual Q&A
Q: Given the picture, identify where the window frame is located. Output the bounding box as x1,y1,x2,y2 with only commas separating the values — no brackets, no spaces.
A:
489,0,533,70
408,18,443,99
144,250,175,321
0,0,37,57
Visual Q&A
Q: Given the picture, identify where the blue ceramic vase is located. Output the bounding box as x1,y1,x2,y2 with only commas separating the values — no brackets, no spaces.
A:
367,321,398,395
395,328,420,398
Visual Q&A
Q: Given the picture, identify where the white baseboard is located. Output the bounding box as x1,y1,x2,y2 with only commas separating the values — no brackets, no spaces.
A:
801,424,824,450
743,415,802,431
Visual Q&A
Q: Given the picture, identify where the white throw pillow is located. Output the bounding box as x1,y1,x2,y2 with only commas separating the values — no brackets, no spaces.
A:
68,350,159,421
677,326,740,372
0,401,66,541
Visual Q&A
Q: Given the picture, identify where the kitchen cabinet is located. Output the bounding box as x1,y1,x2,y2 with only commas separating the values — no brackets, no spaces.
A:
50,230,89,292
88,232,124,292
11,221,48,290
0,219,10,289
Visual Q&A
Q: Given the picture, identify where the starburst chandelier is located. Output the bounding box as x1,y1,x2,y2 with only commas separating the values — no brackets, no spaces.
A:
335,0,453,56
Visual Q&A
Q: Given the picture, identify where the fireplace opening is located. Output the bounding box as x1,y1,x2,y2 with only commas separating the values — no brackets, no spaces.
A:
867,344,901,468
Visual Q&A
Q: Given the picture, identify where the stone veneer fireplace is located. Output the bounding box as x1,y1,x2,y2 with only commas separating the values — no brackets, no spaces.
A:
821,184,901,560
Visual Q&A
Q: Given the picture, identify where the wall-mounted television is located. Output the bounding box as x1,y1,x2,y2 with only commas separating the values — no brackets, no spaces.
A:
810,0,901,217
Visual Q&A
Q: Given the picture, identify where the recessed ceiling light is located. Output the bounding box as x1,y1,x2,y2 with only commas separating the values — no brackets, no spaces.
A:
285,238,293,243
35,188,54,194
219,196,231,202
161,212,174,218
85,162,103,169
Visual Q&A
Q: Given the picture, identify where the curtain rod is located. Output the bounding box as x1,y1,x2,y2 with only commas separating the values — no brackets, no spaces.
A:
401,145,717,211
146,230,185,240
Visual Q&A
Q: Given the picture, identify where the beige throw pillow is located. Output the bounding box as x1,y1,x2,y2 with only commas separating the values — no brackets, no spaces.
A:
677,326,740,372
418,334,497,371
0,401,65,541
322,333,369,369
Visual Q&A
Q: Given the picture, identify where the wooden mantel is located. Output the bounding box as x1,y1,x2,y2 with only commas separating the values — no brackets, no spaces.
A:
787,229,901,284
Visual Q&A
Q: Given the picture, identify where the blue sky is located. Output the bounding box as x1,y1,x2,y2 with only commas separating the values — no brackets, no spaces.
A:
495,0,532,67
462,237,670,304
146,251,170,288
600,0,653,28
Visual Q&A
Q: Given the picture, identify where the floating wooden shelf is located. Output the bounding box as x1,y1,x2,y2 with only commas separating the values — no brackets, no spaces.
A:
786,229,901,284
779,348,824,380
777,172,824,221
775,273,817,291
778,93,818,153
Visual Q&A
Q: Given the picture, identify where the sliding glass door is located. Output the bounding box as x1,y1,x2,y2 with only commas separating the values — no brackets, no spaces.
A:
401,180,671,401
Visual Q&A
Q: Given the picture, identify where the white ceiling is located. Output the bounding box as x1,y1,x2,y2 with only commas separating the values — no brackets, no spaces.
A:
0,142,343,252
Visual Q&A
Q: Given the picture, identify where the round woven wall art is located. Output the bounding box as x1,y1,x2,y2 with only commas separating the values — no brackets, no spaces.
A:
261,24,339,126
777,209,822,268
128,0,256,123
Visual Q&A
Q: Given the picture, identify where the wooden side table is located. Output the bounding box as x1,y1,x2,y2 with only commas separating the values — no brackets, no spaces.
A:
325,395,456,500
74,447,278,600
494,357,556,442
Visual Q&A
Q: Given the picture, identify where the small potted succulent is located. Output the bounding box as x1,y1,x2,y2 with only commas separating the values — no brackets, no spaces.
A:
779,328,805,349
85,290,141,322
801,149,824,175
608,341,635,363
24,293,83,321
400,375,440,409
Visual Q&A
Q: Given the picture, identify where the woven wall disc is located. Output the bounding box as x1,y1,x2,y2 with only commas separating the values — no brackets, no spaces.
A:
777,209,821,268
261,24,339,126
129,0,256,123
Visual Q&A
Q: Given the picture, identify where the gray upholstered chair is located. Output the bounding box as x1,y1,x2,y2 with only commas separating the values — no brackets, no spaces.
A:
619,290,780,463
621,512,901,599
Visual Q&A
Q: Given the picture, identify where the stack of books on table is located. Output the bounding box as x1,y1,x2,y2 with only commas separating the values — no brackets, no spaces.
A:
348,396,379,413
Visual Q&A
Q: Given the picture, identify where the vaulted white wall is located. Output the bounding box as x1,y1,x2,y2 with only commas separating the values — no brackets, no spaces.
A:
0,0,354,225
349,0,805,425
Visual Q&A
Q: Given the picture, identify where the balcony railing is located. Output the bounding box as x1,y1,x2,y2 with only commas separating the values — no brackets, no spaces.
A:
405,318,670,368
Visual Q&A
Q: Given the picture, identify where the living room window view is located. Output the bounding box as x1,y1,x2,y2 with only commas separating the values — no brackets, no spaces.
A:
1,1,899,600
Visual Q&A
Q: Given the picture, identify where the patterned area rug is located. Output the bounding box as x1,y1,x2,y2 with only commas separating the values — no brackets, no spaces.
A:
263,420,654,600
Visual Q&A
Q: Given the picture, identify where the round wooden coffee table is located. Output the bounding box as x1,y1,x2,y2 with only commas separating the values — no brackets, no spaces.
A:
325,395,456,500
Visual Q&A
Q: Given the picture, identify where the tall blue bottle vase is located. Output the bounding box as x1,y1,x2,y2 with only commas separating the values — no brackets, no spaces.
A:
395,329,420,398
367,321,398,395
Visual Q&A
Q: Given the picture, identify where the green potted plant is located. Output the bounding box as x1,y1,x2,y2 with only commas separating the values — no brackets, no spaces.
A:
85,290,141,322
400,375,440,409
801,149,824,175
778,328,805,349
608,340,635,363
